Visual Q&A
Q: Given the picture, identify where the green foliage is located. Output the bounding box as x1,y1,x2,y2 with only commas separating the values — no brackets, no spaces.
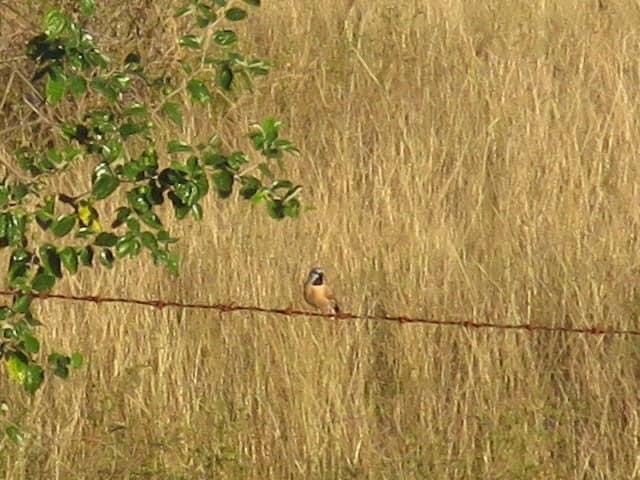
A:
161,102,183,127
5,424,24,445
214,30,238,47
1,0,303,437
187,79,211,103
225,8,248,21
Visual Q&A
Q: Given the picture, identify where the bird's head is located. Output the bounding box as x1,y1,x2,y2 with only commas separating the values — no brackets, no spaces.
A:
307,267,325,286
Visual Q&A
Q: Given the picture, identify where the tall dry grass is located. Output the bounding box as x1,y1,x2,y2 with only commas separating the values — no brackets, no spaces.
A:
3,0,640,478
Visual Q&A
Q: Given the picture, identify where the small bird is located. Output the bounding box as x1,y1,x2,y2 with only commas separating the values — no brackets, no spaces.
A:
304,267,340,314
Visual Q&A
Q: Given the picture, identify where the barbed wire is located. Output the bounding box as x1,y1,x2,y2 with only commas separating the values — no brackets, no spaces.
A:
0,290,638,337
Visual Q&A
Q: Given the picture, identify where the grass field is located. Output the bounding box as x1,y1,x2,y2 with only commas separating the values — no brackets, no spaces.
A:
3,0,640,478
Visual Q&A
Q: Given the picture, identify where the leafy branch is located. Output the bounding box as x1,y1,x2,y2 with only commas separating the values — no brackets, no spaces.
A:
0,0,301,442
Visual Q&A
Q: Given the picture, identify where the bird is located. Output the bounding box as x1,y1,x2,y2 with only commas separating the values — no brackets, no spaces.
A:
303,267,340,315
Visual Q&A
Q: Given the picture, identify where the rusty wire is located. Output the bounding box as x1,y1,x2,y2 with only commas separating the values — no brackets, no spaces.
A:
0,290,638,337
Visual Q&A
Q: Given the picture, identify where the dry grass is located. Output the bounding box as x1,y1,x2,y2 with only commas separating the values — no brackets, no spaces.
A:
3,0,640,478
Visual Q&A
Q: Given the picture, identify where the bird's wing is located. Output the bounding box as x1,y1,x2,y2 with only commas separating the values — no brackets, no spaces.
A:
325,285,336,300
326,286,340,313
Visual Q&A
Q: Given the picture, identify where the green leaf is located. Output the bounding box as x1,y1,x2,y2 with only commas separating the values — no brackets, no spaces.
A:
126,217,140,233
24,312,43,327
46,70,67,105
257,162,274,179
0,187,9,209
196,16,214,28
32,271,56,292
68,74,87,98
179,35,202,49
77,0,96,16
59,246,78,274
195,3,217,27
70,352,84,368
111,73,132,92
7,213,26,247
63,145,82,162
203,152,228,167
186,79,210,103
284,198,301,218
267,199,285,219
228,151,248,170
51,214,76,237
94,232,118,247
102,138,123,163
11,248,31,263
158,167,187,187
245,59,271,76
154,250,180,276
11,183,29,202
167,252,179,276
251,117,280,143
168,140,193,153
92,163,120,200
169,193,190,220
6,353,44,394
225,7,248,21
127,189,150,213
174,6,191,17
0,212,8,238
240,176,261,199
139,231,158,250
193,173,209,198
120,159,144,181
78,245,94,266
15,147,35,175
45,148,63,168
22,333,40,354
175,182,199,207
161,102,183,127
85,50,109,69
270,180,293,191
139,211,163,229
122,102,148,117
119,122,146,139
112,207,132,228
217,64,233,90
5,353,27,384
5,425,24,445
39,244,62,278
191,203,203,220
140,149,159,171
99,248,114,268
9,249,31,289
115,236,139,258
43,9,67,36
24,364,44,394
213,29,237,46
157,230,178,244
243,0,261,5
90,77,117,102
213,170,234,198
49,353,70,379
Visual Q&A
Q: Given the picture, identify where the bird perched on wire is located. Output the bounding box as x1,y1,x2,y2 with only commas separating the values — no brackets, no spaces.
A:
304,267,340,315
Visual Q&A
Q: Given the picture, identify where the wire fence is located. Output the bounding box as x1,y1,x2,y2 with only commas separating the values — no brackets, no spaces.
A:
0,289,638,337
